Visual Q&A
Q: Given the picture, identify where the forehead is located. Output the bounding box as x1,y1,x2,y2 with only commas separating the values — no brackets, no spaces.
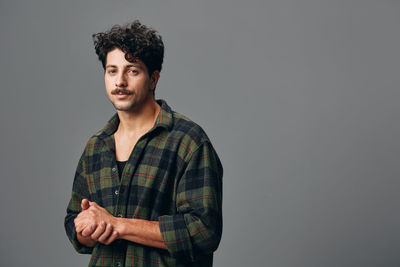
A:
105,48,146,69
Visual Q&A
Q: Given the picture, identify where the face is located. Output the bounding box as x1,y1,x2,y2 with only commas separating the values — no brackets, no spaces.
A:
104,48,159,112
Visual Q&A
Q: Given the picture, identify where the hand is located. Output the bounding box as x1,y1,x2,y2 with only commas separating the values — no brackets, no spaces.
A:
87,221,118,245
74,199,119,245
74,199,96,237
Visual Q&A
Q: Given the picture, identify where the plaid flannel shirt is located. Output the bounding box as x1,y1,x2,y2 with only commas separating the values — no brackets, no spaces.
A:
64,100,223,267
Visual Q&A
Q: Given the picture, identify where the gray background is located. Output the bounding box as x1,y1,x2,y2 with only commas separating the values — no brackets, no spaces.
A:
1,0,400,266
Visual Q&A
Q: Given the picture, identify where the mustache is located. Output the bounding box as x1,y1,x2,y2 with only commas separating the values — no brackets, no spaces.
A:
111,89,134,95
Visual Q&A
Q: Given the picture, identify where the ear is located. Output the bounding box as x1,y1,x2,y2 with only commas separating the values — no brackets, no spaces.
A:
150,70,160,90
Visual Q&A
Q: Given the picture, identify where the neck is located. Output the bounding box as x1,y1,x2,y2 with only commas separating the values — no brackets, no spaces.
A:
116,98,161,135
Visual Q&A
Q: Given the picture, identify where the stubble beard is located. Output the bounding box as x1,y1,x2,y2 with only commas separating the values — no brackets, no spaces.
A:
111,98,137,111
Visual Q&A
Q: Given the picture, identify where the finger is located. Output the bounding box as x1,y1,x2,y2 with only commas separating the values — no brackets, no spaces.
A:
90,221,106,241
76,221,92,234
89,201,99,207
81,199,90,210
74,216,85,231
81,224,96,237
97,223,113,243
75,222,82,233
74,218,84,232
103,231,118,245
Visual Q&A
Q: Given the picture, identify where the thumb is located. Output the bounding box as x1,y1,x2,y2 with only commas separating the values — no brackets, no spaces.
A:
81,199,90,210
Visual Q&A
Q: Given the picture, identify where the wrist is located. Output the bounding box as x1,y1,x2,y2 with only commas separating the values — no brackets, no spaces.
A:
113,217,126,237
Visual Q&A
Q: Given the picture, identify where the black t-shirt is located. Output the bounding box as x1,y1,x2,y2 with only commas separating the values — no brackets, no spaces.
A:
116,160,128,180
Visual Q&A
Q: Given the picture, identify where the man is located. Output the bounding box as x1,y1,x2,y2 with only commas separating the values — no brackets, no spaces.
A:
64,20,223,267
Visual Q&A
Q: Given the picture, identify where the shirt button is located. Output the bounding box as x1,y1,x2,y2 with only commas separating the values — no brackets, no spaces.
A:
116,262,121,267
112,167,117,173
114,190,119,195
117,214,123,218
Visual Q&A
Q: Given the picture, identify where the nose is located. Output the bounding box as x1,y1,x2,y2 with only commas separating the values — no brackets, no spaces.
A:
115,73,127,87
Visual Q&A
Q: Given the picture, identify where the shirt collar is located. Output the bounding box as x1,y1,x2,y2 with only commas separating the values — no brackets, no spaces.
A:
97,99,173,139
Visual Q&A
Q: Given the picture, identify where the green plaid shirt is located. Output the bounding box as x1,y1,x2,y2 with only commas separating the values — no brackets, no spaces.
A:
64,100,223,267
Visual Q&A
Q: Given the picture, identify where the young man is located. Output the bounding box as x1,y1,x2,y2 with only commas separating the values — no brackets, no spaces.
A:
64,20,223,266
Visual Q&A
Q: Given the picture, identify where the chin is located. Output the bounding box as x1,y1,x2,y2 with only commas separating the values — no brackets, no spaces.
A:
116,106,136,112
113,102,136,111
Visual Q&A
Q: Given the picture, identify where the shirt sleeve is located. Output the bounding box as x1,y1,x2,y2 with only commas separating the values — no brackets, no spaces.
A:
158,141,223,262
64,148,94,254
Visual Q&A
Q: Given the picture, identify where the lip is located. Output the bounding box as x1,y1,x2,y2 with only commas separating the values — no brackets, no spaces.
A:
115,93,131,99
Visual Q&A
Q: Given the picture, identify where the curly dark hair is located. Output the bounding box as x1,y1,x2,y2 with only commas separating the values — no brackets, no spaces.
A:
92,20,164,78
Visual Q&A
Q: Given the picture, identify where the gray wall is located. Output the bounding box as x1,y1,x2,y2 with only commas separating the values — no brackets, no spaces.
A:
1,0,400,266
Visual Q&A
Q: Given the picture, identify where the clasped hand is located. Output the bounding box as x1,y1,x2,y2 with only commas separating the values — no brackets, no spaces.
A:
74,199,119,245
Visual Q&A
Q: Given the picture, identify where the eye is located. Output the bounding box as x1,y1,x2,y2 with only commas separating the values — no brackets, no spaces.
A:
129,69,138,74
107,69,117,74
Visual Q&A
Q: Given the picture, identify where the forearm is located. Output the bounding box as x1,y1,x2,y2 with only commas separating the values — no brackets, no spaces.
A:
115,218,167,250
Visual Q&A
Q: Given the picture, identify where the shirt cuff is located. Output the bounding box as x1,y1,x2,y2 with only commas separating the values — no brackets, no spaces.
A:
158,214,194,262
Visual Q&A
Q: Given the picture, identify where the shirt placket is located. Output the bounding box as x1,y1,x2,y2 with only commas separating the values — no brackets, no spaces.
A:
111,136,151,267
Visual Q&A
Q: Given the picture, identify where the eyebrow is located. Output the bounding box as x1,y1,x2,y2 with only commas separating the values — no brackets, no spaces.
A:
106,64,144,70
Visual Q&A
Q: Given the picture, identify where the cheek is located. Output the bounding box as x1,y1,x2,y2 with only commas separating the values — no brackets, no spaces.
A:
105,80,114,93
105,76,115,86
